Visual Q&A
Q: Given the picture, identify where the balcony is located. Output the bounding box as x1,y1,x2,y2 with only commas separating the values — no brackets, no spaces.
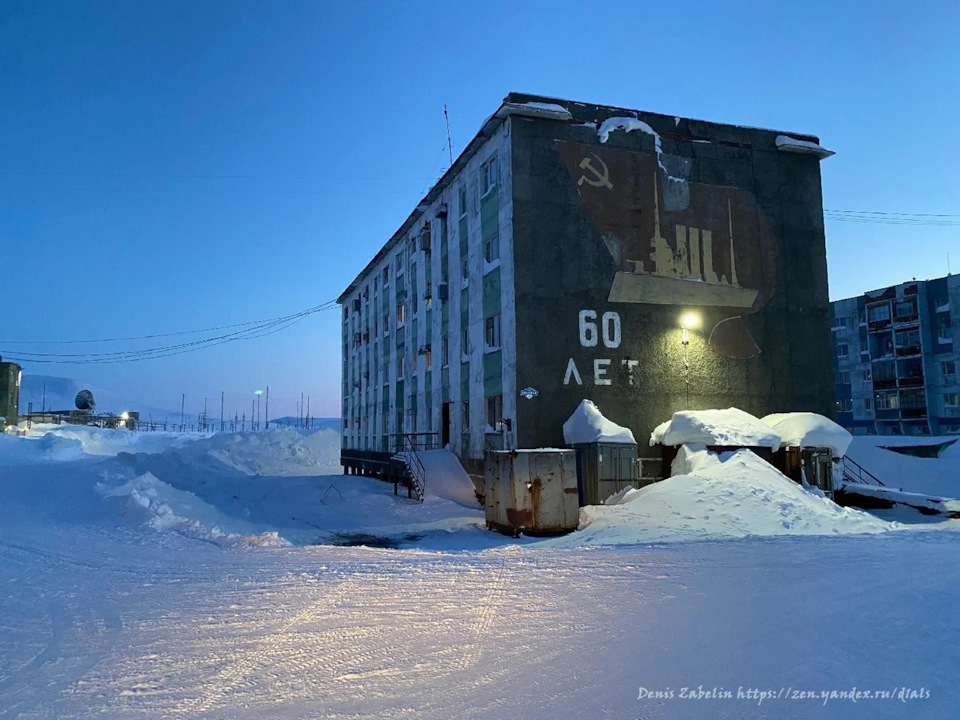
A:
901,407,928,419
896,345,922,358
898,376,925,388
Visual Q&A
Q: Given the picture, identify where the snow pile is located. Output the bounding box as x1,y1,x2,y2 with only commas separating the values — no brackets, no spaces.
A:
97,470,291,548
551,448,894,547
650,408,781,450
197,426,342,475
562,400,636,445
598,116,659,146
762,412,852,457
0,429,85,463
26,424,194,457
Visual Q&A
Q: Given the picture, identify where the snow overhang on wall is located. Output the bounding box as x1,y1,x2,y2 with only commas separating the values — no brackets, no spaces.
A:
775,134,835,160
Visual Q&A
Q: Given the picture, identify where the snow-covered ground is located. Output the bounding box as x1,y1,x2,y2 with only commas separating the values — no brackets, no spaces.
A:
1,425,958,718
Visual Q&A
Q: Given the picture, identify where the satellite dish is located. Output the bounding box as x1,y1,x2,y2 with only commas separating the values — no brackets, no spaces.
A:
75,389,96,411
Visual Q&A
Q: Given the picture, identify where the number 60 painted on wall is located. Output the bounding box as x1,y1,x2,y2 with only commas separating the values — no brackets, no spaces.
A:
578,310,621,349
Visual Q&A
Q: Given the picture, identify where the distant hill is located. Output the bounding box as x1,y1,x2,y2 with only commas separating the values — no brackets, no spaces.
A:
18,374,178,420
268,416,341,431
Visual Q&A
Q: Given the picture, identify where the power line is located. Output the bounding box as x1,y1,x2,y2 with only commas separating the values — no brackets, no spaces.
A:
824,209,960,226
0,301,337,365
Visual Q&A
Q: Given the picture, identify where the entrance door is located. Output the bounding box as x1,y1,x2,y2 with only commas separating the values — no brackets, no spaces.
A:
441,403,451,447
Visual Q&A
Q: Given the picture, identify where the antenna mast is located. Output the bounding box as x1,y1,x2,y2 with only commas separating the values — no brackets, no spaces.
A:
444,104,453,166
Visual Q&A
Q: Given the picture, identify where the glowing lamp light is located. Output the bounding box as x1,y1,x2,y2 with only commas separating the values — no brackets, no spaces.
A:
680,312,701,330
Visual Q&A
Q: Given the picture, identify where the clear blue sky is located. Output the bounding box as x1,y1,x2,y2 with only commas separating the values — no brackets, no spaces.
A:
1,0,957,418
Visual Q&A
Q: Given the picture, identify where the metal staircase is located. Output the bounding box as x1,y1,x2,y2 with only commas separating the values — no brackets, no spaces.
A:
392,434,426,502
840,455,885,487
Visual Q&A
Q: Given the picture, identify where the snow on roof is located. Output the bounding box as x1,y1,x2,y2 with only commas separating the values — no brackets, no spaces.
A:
761,412,852,457
563,400,636,445
597,116,686,185
548,448,893,546
775,134,835,159
649,408,781,450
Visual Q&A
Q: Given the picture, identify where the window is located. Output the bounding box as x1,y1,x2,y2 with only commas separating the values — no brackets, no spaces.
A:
396,410,404,434
895,330,920,348
441,336,449,367
946,393,960,407
382,266,390,285
484,314,501,350
343,307,349,322
383,313,390,335
864,397,873,412
835,343,849,358
484,232,500,263
486,394,503,429
481,155,498,196
876,392,899,410
894,299,916,319
397,355,405,379
868,303,890,322
459,186,467,218
461,327,470,356
425,348,432,370
838,371,850,385
900,389,926,409
397,303,406,325
836,399,852,412
396,251,404,274
862,369,872,382
462,257,469,280
374,276,379,292
943,361,956,381
462,401,470,431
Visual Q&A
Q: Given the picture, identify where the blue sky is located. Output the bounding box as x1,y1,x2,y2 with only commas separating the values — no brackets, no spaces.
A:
1,0,957,418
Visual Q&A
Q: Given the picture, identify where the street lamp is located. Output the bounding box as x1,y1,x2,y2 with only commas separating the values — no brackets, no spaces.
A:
254,390,263,431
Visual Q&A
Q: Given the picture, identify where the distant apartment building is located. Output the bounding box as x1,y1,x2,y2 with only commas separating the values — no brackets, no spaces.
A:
830,275,960,435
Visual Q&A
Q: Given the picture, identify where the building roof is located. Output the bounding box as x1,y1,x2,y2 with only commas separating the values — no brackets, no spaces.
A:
337,92,828,303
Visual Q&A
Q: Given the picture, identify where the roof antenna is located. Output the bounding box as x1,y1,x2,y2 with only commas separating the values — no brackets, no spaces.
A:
444,104,454,166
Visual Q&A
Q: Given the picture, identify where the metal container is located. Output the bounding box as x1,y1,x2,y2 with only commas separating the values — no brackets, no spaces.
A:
571,442,640,506
484,449,579,535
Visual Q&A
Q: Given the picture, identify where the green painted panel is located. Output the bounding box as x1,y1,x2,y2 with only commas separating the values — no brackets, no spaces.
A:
441,367,451,402
480,191,499,240
483,266,501,318
483,350,503,395
395,380,404,405
461,289,469,325
425,310,432,344
460,370,469,402
458,217,468,253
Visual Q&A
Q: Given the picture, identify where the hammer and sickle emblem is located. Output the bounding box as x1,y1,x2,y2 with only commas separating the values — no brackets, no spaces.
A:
577,153,613,190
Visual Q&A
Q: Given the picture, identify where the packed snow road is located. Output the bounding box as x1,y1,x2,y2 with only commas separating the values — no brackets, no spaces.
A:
1,426,958,719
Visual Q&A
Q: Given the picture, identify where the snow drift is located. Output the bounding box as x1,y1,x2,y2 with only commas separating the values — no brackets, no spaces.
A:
551,448,893,547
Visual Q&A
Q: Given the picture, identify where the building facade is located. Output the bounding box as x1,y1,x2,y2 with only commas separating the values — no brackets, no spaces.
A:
338,93,836,466
831,275,960,435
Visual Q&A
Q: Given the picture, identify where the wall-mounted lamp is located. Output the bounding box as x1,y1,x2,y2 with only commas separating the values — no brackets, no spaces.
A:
679,312,700,346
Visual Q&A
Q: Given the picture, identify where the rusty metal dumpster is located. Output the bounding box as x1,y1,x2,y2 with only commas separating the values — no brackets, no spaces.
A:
484,449,579,536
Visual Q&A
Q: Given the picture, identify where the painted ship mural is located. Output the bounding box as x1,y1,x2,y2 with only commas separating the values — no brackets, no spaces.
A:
557,141,778,359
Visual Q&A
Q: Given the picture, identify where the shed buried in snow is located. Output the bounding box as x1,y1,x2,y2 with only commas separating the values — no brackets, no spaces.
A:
762,412,852,496
563,400,643,505
650,408,781,477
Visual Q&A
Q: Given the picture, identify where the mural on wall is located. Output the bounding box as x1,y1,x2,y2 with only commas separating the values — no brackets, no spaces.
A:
557,141,778,359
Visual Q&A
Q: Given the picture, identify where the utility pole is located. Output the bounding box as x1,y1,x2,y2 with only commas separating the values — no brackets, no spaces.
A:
181,393,185,431
220,391,224,432
265,386,269,429
42,382,46,413
307,395,310,429
301,392,305,428
251,398,255,431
